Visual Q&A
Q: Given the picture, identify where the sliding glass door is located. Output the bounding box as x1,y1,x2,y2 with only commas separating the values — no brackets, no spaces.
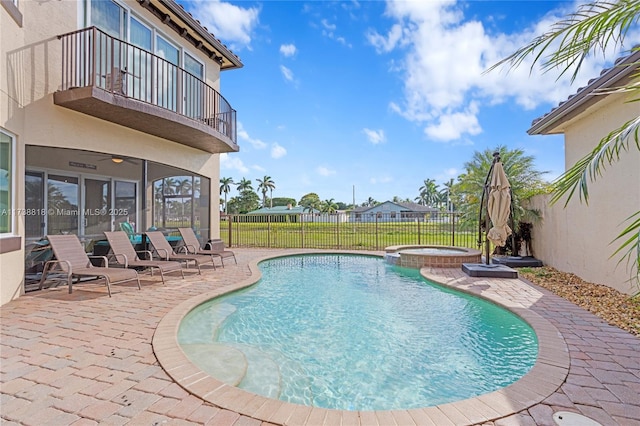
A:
47,174,79,236
83,178,112,237
25,171,45,239
26,171,138,243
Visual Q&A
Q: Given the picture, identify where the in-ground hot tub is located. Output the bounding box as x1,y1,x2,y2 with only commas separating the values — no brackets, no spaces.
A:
385,245,482,268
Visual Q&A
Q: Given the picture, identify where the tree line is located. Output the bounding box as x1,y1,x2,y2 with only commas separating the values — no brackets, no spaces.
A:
220,146,550,225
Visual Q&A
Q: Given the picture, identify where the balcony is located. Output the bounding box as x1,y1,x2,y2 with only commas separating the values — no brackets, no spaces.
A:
54,27,238,153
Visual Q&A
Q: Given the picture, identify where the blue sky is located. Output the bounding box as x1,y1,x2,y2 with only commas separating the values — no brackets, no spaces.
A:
180,0,638,206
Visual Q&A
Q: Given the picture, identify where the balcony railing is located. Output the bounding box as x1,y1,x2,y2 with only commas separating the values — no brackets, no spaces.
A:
58,27,237,146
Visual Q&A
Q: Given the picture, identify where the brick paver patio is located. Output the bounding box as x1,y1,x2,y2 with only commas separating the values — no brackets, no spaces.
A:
1,248,639,425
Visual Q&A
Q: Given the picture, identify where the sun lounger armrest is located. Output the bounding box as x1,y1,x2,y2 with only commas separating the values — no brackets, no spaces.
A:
88,255,109,267
136,250,153,260
39,259,72,289
109,253,129,268
154,247,169,260
178,244,197,254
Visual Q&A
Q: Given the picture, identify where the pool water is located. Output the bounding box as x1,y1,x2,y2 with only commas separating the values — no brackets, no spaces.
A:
178,254,538,411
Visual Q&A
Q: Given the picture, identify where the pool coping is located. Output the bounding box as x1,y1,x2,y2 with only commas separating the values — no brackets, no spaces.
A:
152,250,570,425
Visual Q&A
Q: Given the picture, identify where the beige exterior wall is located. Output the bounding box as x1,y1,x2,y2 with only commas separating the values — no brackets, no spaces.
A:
1,0,227,306
529,91,640,295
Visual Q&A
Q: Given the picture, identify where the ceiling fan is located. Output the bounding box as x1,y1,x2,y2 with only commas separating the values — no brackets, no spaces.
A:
80,153,139,165
102,155,139,165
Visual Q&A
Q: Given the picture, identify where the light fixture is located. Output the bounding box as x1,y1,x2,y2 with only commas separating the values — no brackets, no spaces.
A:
111,156,124,164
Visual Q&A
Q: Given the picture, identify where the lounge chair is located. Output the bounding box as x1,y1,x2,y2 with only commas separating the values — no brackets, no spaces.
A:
104,231,184,284
39,234,140,296
178,227,237,267
145,231,215,274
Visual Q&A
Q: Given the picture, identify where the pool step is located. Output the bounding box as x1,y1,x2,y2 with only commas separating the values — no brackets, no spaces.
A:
267,351,315,406
180,343,247,386
230,344,282,399
178,303,237,344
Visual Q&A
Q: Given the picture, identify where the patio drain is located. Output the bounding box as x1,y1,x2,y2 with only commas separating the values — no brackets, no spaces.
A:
553,411,602,426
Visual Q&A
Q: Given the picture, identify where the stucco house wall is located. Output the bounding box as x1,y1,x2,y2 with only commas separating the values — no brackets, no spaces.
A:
1,0,237,305
529,87,640,295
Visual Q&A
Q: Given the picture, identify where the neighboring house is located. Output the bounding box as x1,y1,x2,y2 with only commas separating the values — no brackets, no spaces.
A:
350,201,439,223
0,0,242,305
527,50,640,295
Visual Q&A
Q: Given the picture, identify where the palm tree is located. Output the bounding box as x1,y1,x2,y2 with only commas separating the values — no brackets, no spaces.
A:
321,198,338,213
441,178,456,212
256,175,276,208
162,177,177,196
414,192,428,206
489,1,640,283
236,177,253,194
455,146,548,240
362,197,377,207
174,177,192,196
219,177,234,214
417,179,440,207
174,177,192,223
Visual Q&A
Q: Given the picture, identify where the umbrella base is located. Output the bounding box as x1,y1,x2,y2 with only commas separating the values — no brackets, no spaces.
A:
461,263,518,278
492,256,543,268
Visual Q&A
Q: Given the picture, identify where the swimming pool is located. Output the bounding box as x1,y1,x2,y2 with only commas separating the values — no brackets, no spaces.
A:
177,254,538,411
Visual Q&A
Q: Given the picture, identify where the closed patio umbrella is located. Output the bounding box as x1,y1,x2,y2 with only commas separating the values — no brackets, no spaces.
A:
486,160,512,247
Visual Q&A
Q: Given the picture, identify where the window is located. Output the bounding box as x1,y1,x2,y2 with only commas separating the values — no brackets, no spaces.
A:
87,1,206,113
25,171,44,238
150,163,210,240
91,0,127,38
0,131,15,234
184,53,204,119
156,35,180,111
129,17,152,101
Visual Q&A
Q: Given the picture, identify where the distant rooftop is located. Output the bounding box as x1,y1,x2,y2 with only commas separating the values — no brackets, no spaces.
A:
247,206,320,215
352,201,439,213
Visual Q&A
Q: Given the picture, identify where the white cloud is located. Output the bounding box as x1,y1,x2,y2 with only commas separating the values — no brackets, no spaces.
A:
237,122,267,149
366,24,404,53
368,0,638,143
424,103,482,141
316,166,336,176
320,18,352,47
435,168,458,183
183,0,260,51
280,44,297,57
321,19,336,32
280,65,294,82
362,128,386,144
271,143,287,159
220,153,249,173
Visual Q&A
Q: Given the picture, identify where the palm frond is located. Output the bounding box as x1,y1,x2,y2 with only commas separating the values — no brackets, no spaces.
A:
610,211,640,284
550,115,640,206
486,0,640,82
